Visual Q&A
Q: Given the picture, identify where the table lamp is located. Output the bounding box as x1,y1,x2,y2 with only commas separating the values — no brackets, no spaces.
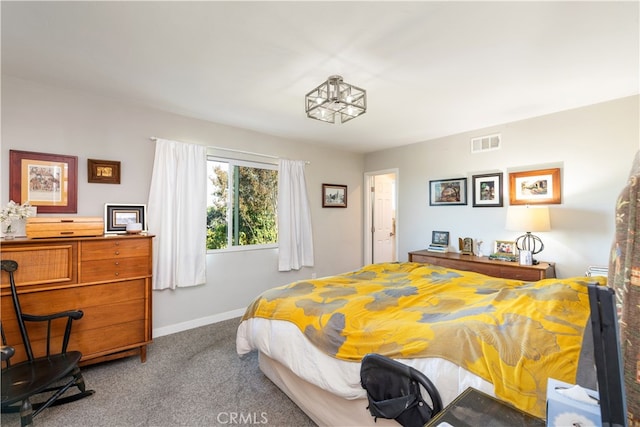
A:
505,206,550,264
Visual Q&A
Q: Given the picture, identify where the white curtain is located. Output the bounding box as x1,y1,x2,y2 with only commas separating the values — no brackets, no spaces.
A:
278,159,314,271
148,138,207,290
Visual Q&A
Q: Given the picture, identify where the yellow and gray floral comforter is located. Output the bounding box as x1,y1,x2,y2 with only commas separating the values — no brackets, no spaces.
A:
241,262,605,417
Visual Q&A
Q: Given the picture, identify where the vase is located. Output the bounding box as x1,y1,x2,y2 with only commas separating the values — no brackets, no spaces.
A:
11,218,27,237
3,222,16,240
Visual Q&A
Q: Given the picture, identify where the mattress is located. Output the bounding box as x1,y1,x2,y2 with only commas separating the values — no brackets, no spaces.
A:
237,317,494,408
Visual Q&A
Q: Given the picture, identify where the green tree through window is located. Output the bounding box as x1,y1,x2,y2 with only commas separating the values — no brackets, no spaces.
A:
207,159,278,250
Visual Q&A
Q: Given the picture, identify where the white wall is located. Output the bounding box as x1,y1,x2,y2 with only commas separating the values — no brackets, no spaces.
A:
1,76,365,335
4,76,638,336
365,95,639,278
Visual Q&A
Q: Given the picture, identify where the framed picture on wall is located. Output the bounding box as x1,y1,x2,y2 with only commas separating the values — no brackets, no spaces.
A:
322,184,347,208
88,159,121,184
472,173,503,207
429,177,467,206
9,150,78,213
509,168,561,205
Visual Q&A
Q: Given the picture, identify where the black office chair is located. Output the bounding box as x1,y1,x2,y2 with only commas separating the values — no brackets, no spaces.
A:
1,260,94,427
361,353,442,427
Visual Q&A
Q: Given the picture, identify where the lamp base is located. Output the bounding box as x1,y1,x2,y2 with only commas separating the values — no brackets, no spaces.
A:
514,232,545,261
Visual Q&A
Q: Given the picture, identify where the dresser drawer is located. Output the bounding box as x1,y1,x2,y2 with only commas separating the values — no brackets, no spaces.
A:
0,243,77,290
497,268,542,281
80,238,150,260
80,257,150,282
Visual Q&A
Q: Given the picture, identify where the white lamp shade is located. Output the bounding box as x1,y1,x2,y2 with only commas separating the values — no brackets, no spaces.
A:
505,206,550,232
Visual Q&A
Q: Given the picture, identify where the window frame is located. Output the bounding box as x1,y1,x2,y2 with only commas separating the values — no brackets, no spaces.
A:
206,155,278,253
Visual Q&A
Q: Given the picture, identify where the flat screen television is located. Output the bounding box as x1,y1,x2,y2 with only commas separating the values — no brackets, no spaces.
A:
588,283,628,427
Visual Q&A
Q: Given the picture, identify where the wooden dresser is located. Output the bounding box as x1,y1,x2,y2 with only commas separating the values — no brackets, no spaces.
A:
1,234,153,365
408,250,555,281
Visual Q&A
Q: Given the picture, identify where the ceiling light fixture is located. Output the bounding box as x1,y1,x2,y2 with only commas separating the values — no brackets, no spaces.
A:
305,75,366,124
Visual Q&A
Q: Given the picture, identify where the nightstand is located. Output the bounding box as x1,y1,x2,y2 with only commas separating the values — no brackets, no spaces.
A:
425,387,544,427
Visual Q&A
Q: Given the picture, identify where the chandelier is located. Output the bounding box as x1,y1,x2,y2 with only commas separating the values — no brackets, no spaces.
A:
305,75,366,124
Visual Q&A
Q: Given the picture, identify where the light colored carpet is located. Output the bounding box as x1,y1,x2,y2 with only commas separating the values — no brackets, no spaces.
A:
1,318,316,427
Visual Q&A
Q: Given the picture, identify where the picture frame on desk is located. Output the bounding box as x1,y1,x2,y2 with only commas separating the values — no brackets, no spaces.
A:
492,240,517,261
432,230,450,246
104,203,147,234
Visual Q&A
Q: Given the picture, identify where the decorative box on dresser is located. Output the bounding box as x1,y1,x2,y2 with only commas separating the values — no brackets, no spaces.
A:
1,234,154,366
408,250,555,281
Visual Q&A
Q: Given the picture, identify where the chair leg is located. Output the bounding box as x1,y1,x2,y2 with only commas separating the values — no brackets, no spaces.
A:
19,398,33,427
72,366,87,392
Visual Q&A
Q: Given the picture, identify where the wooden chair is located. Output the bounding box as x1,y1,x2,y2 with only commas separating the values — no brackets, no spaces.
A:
1,260,94,427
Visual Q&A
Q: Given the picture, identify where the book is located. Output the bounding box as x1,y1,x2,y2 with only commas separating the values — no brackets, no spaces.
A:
427,244,449,253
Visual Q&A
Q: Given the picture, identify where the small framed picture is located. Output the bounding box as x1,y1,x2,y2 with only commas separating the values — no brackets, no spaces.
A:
509,168,561,205
493,240,517,256
88,159,121,184
429,178,467,206
322,184,347,208
432,231,450,246
104,203,147,234
472,173,503,207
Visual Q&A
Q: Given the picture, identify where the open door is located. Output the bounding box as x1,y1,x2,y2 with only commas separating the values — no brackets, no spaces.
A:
364,170,398,265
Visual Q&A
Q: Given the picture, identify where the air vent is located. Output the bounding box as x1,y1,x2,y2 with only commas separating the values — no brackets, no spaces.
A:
471,133,501,153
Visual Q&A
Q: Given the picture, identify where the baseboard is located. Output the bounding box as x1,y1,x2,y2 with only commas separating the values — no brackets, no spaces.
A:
152,307,247,338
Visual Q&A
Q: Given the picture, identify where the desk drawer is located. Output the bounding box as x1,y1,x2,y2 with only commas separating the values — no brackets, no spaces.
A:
497,268,541,281
81,238,150,261
80,257,150,282
0,243,76,290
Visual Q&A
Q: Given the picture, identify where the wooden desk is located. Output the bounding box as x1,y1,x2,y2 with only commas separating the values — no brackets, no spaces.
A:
425,387,544,427
408,250,555,281
1,235,153,366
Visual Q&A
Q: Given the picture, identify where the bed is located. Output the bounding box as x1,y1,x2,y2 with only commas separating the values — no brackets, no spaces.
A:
236,261,603,426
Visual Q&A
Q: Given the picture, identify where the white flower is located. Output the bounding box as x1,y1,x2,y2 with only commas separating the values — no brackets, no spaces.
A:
0,200,35,225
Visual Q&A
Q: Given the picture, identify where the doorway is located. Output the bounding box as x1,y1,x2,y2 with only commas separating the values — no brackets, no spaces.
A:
364,169,398,265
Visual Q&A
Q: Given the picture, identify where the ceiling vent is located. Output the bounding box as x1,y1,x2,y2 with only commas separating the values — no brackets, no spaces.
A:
471,133,501,153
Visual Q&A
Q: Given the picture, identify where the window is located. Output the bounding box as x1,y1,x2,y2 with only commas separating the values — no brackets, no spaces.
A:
206,157,278,250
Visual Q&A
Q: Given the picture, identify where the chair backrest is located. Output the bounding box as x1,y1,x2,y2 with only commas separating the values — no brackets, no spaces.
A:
1,260,35,360
1,260,83,363
588,283,627,427
360,353,442,427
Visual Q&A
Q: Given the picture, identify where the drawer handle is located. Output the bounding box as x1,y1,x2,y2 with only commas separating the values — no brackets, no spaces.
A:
115,272,119,276
114,261,120,266
115,242,120,246
60,231,75,235
60,219,75,223
115,251,120,255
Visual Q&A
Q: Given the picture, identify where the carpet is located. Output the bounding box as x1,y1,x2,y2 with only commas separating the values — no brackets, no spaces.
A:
1,318,316,427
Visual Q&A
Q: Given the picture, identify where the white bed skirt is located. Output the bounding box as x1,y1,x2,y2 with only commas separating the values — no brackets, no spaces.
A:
259,352,396,426
238,318,495,425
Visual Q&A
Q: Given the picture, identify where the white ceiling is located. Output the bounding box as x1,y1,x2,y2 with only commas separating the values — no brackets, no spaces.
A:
2,1,638,153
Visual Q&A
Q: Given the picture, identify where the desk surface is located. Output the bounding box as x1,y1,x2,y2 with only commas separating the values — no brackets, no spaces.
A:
425,387,545,427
